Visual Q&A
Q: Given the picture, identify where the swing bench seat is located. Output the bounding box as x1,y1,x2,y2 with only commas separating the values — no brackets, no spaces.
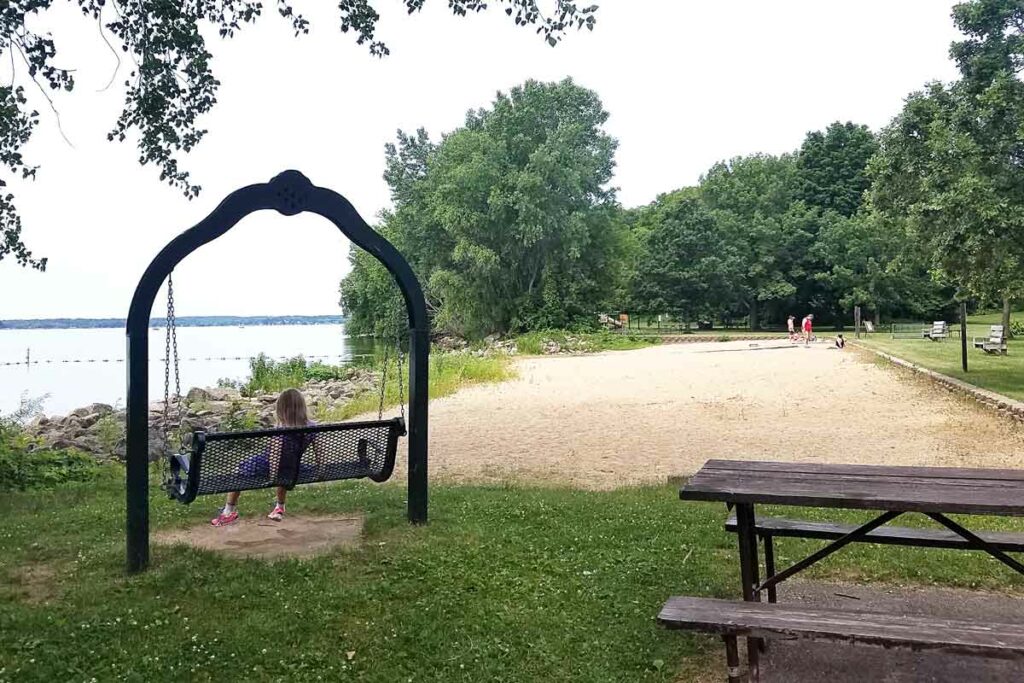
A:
166,417,405,504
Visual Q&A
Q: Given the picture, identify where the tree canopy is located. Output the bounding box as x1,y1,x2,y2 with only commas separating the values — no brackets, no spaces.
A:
796,122,878,217
341,78,628,337
869,0,1024,326
0,0,599,270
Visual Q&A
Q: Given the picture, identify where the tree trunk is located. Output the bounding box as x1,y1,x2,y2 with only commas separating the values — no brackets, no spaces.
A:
749,300,759,331
1003,296,1013,338
874,309,881,326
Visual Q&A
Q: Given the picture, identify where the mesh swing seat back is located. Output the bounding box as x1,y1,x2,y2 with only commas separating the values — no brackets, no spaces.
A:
168,418,404,504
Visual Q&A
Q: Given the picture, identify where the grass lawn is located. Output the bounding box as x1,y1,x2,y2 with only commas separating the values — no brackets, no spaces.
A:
3,471,1024,681
858,331,1024,401
966,309,1021,326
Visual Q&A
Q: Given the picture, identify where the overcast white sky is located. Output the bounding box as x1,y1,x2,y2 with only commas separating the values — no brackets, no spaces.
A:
0,1,962,319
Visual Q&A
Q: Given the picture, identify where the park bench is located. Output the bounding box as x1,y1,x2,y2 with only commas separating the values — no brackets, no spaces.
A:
924,320,948,340
724,514,1024,602
657,596,1024,683
973,324,1008,355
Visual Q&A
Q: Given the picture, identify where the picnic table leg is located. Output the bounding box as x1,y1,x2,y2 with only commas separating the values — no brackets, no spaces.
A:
723,635,742,683
763,533,777,604
735,503,761,680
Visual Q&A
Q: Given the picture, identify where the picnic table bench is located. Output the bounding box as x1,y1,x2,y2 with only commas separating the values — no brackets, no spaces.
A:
658,597,1024,683
661,460,1024,681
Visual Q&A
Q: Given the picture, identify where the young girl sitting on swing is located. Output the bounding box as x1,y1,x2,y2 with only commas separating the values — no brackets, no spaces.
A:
211,388,319,526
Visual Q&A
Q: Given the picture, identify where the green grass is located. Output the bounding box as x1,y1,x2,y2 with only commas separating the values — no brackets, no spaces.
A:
218,352,513,423
3,473,1023,681
513,330,659,355
858,333,1024,401
323,352,514,421
967,308,1022,326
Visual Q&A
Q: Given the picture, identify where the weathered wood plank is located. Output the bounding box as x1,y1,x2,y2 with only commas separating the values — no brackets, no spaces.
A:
681,460,1024,516
701,459,1024,482
723,515,1024,551
657,597,1024,659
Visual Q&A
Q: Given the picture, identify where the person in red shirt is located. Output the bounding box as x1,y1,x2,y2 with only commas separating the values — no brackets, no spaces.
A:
801,314,814,345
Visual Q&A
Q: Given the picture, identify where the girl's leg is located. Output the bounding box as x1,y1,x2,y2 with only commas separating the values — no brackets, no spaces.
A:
211,491,241,526
268,487,287,520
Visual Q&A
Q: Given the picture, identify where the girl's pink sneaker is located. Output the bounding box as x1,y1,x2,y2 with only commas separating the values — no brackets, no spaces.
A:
210,510,239,527
267,504,285,521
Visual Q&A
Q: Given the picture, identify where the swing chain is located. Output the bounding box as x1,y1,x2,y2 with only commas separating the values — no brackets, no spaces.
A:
375,332,406,423
163,273,184,452
376,336,390,421
396,337,405,423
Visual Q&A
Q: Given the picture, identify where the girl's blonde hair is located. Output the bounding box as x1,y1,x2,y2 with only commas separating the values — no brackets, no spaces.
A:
276,388,309,427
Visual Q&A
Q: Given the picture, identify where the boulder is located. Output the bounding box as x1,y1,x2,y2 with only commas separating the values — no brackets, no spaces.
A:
206,387,241,401
186,387,213,402
71,435,102,454
77,412,104,429
70,403,113,418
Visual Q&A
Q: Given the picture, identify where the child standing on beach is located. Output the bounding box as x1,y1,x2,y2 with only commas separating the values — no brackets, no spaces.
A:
801,314,814,345
211,388,318,526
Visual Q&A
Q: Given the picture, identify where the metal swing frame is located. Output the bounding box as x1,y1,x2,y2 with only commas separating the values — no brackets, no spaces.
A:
125,170,429,573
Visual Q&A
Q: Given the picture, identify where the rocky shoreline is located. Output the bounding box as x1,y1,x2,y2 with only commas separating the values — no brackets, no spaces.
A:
23,368,380,462
19,333,600,461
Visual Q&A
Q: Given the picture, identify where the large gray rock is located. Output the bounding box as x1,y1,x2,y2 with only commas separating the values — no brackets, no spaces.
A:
77,412,104,429
206,387,241,401
186,387,213,402
70,403,113,418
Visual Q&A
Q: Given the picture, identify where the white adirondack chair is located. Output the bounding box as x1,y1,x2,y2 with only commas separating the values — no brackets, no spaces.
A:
973,325,1008,355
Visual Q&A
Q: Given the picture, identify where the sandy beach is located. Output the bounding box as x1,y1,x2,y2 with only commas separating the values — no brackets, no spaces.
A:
413,340,1024,488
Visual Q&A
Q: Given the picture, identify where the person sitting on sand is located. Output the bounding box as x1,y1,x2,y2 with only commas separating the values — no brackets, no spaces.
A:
210,388,320,527
835,333,845,349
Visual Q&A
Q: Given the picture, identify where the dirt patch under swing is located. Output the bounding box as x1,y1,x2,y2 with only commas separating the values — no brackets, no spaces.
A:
154,514,364,560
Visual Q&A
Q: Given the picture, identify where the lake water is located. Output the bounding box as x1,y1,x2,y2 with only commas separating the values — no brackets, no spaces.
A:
0,324,374,416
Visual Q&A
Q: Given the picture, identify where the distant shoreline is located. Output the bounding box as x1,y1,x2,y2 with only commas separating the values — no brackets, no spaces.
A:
0,315,346,331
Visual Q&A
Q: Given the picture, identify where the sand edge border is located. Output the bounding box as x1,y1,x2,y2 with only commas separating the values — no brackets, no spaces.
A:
852,342,1024,423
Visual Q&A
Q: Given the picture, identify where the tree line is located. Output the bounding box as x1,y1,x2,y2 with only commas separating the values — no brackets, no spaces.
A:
341,0,1022,338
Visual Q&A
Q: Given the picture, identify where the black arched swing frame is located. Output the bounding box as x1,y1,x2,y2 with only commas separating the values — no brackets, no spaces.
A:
124,170,429,573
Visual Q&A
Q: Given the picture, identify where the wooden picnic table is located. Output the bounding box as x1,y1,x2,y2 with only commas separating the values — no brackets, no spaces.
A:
679,459,1024,677
682,459,1024,516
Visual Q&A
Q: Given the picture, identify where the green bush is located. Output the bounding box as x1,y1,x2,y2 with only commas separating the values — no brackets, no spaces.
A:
0,398,102,491
0,429,100,492
220,400,261,432
241,354,348,396
1011,320,1024,337
95,412,125,455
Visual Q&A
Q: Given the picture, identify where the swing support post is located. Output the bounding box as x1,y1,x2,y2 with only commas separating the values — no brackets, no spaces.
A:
125,171,430,573
407,326,429,523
